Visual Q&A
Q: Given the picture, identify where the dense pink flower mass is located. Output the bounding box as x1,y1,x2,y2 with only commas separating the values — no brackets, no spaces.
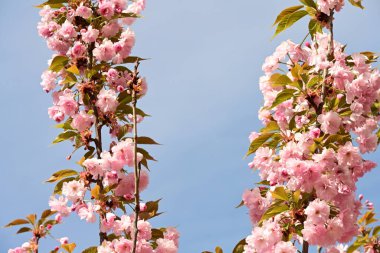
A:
3,1,178,252
242,1,379,252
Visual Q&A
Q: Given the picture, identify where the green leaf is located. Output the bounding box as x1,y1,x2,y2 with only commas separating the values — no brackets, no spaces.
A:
348,0,364,9
4,219,30,228
117,90,133,104
270,89,296,109
269,74,292,87
137,136,160,145
66,65,80,75
117,125,130,141
36,0,67,8
260,201,289,223
49,56,69,72
372,226,380,236
347,243,362,253
324,134,351,146
82,247,98,253
307,75,321,88
308,19,322,38
62,73,77,86
122,56,147,64
139,199,162,220
246,132,275,156
54,177,76,194
274,10,308,37
233,239,247,253
305,6,317,16
16,227,33,234
46,169,78,183
137,148,157,161
53,131,77,144
271,187,289,201
55,118,73,130
273,5,303,25
260,121,279,133
113,12,141,19
300,0,316,8
151,228,165,240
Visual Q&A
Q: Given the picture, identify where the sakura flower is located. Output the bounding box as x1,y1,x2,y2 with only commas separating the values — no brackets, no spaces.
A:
77,202,97,223
75,4,92,19
71,111,95,132
156,238,178,253
96,88,119,113
62,180,86,202
317,111,342,134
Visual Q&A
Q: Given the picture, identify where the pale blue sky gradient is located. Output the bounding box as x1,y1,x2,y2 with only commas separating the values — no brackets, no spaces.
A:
0,0,379,252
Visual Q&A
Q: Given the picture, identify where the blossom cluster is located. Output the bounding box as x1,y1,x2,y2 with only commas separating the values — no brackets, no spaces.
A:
242,2,379,252
8,0,179,252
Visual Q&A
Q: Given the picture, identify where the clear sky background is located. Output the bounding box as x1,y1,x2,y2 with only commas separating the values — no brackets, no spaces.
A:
0,0,379,252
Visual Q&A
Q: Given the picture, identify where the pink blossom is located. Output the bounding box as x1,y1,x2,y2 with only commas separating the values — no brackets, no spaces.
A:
357,133,378,153
114,238,132,252
98,1,115,19
41,70,57,92
304,199,330,223
100,213,116,233
250,147,274,171
83,158,106,179
242,189,269,224
38,21,60,39
81,26,99,43
112,139,142,167
75,4,92,19
122,0,146,25
337,142,361,168
71,111,95,132
57,89,78,116
97,241,115,253
93,39,116,62
317,111,342,134
164,227,180,247
101,20,121,38
69,41,86,58
59,20,77,39
113,215,131,235
156,238,178,253
274,241,297,253
245,219,283,252
59,237,69,245
62,180,86,202
96,88,119,113
48,106,65,123
8,247,28,253
136,220,152,240
111,0,127,13
49,196,71,216
77,202,97,223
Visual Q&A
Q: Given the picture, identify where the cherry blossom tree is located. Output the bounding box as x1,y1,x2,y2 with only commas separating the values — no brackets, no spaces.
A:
5,1,179,252
205,0,379,253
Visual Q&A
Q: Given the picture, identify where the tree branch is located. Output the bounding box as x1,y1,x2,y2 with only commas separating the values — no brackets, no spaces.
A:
131,61,141,253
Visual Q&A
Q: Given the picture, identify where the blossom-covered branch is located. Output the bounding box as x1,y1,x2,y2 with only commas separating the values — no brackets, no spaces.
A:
6,0,179,252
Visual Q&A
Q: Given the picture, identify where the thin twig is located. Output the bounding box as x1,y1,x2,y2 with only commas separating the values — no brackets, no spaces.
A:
131,61,141,253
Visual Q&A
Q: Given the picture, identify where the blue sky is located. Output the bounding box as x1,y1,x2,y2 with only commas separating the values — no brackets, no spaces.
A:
0,0,379,252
